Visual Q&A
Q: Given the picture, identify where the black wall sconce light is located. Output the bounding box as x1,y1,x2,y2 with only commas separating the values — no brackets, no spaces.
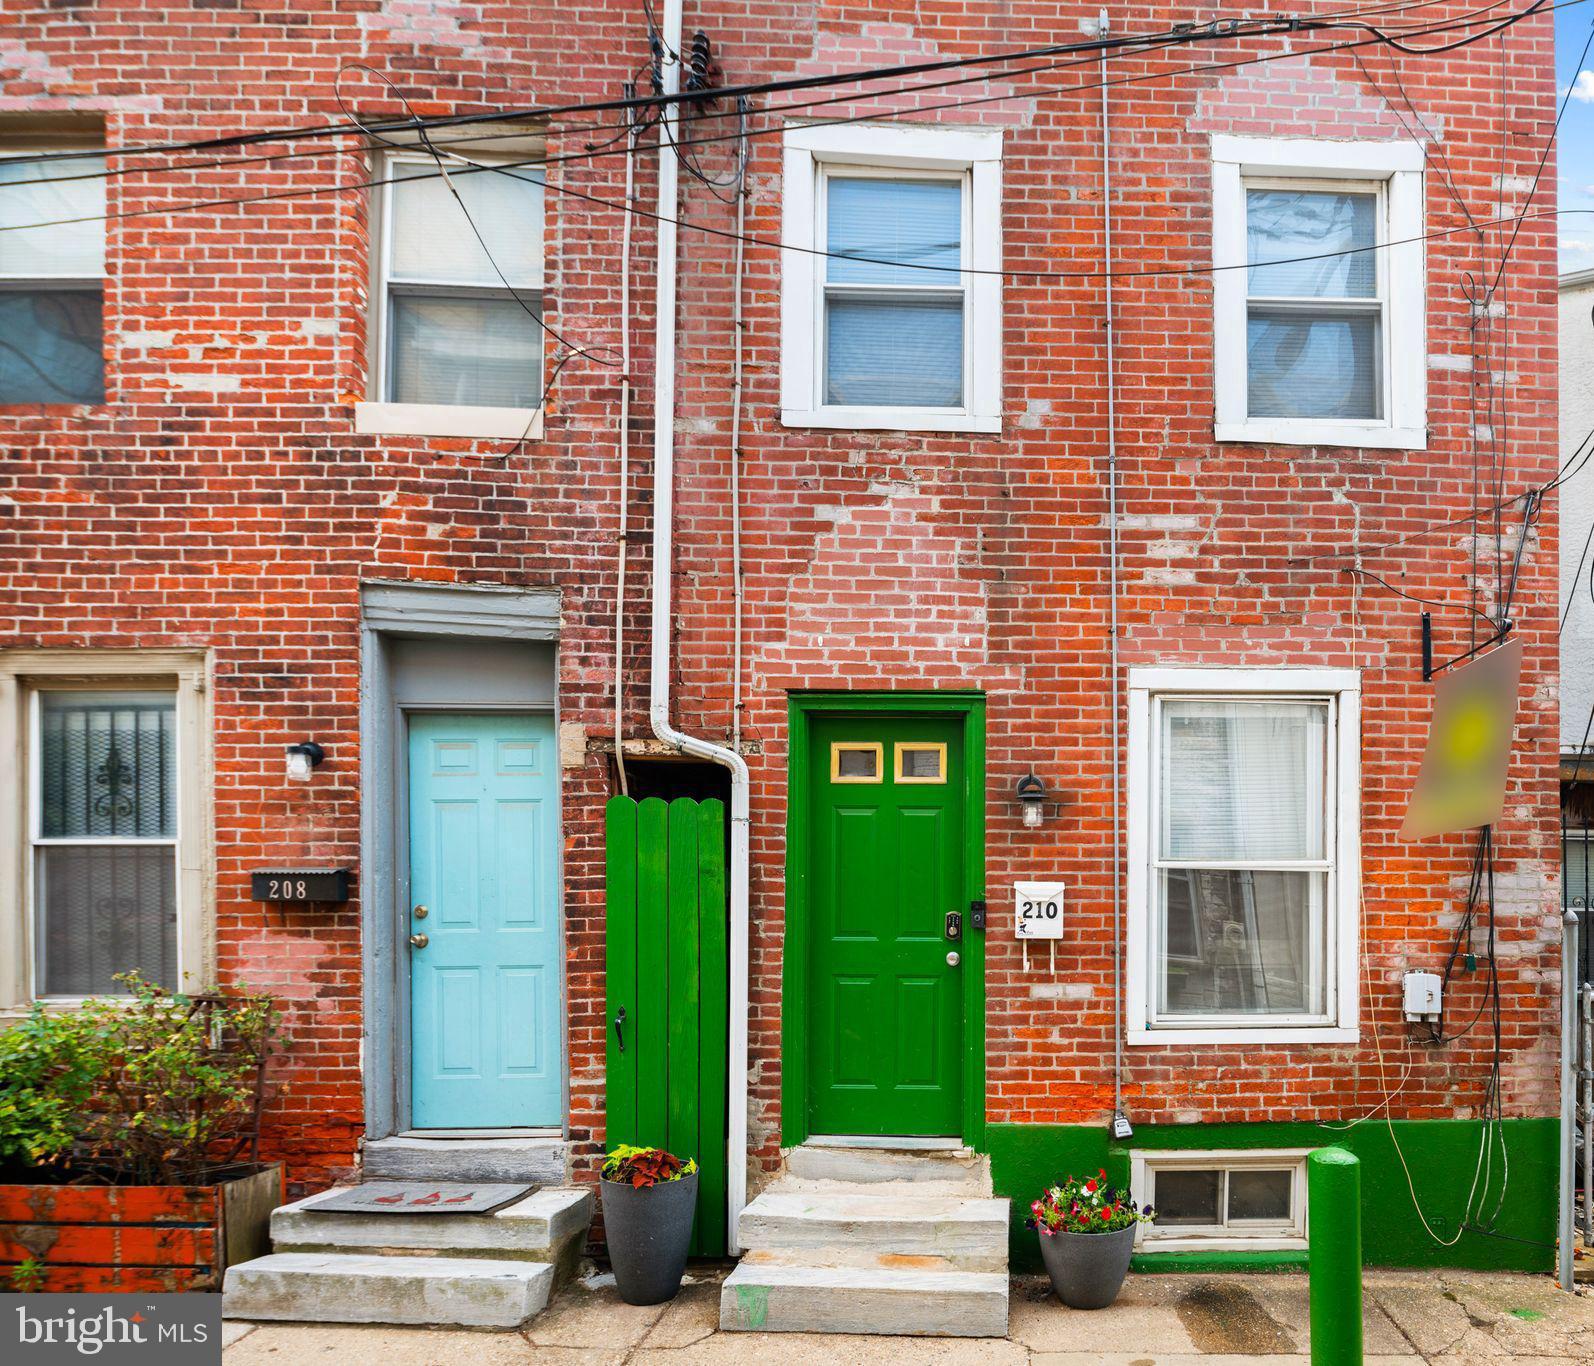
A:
285,741,326,783
1016,771,1048,828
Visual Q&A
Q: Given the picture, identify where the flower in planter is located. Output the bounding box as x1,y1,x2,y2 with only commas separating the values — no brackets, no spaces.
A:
1026,1168,1154,1236
601,1144,698,1189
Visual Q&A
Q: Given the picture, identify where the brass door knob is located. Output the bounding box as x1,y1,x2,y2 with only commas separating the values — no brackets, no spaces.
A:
413,905,429,920
408,932,429,949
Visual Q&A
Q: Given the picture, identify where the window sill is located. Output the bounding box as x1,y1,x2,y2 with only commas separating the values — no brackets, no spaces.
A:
1128,1025,1357,1046
354,401,544,442
782,406,1001,435
1214,419,1426,451
1137,1234,1308,1254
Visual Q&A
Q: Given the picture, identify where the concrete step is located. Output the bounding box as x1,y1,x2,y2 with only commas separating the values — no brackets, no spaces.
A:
270,1185,591,1263
784,1142,992,1193
362,1136,569,1185
738,1187,1008,1271
223,1251,554,1328
719,1260,1008,1337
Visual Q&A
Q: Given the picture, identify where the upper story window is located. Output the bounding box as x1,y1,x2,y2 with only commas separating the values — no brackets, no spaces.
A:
1126,667,1362,1046
357,148,546,441
781,123,1002,433
1211,136,1425,450
0,151,106,405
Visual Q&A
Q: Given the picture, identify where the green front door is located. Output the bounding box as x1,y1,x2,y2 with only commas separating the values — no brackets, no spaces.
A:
807,714,965,1137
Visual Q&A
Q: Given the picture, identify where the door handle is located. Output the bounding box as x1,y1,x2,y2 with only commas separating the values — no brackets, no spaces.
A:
615,1006,627,1053
946,950,961,967
408,932,429,949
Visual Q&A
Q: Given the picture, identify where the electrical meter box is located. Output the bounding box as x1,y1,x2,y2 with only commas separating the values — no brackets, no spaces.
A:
1402,970,1442,1021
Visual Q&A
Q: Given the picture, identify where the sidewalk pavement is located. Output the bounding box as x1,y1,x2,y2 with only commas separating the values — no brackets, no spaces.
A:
221,1267,1594,1364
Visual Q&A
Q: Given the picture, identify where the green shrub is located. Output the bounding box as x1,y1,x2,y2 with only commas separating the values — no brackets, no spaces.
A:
0,1006,98,1171
0,973,284,1185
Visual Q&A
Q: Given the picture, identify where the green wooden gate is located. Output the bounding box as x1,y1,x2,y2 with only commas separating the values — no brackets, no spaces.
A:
604,795,728,1257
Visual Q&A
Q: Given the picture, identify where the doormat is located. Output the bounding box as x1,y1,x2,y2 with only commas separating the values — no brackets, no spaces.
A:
303,1181,532,1215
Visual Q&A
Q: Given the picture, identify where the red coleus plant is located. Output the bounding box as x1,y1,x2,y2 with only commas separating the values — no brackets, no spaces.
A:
1027,1168,1153,1236
601,1144,699,1189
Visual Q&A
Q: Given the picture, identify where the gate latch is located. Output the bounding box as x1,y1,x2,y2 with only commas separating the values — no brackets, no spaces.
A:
945,910,962,941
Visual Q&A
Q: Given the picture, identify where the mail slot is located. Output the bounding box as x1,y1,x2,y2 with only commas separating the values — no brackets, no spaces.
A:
250,868,351,903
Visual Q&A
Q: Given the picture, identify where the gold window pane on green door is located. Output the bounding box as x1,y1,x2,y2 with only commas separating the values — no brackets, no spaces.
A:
831,742,882,783
895,742,947,784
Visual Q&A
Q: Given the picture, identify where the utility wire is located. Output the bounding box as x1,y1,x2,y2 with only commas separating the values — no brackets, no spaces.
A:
3,0,1535,170
0,0,1571,201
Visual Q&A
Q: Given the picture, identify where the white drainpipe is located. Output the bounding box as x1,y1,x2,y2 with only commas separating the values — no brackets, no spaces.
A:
649,0,752,1255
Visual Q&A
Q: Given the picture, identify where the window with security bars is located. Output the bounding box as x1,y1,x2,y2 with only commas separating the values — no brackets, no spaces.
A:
822,175,965,409
33,691,178,995
1244,186,1382,421
1155,697,1332,1024
381,154,545,409
0,152,106,404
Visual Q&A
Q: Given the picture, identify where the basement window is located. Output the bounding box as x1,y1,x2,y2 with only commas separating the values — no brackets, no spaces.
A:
1210,136,1426,450
0,146,106,405
1133,1150,1310,1252
357,143,546,441
780,122,1003,433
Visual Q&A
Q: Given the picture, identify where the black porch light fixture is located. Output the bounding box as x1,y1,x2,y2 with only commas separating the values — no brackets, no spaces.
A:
285,741,326,783
1016,771,1048,829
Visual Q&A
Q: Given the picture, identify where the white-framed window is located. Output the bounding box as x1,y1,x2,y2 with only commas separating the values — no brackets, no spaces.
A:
0,651,212,1013
356,147,546,441
780,122,1002,433
1126,667,1361,1045
1132,1150,1311,1252
0,147,106,404
1211,136,1425,449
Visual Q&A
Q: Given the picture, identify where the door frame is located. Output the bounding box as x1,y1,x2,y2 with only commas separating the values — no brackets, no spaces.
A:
358,581,565,1140
780,691,987,1152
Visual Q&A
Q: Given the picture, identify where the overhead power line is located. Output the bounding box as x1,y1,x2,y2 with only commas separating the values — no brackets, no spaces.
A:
0,4,1573,289
4,0,1544,170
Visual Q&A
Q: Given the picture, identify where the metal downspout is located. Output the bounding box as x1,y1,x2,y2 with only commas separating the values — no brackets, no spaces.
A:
649,0,752,1255
1100,11,1125,1128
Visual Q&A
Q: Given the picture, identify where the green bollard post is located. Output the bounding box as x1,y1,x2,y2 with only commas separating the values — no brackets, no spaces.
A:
1308,1147,1363,1366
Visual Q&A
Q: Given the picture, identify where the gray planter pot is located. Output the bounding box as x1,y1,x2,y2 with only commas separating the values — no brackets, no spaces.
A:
600,1171,699,1306
1038,1224,1136,1310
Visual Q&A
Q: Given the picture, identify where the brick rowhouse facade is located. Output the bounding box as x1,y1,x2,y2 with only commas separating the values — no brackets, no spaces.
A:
0,1,1563,1268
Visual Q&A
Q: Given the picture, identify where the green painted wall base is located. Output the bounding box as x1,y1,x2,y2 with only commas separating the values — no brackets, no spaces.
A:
1134,1249,1307,1275
988,1118,1556,1275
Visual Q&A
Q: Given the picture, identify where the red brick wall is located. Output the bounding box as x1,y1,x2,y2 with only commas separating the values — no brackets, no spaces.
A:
0,2,1561,1200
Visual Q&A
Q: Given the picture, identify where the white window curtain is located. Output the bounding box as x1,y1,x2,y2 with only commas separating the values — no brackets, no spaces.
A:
1156,699,1330,1019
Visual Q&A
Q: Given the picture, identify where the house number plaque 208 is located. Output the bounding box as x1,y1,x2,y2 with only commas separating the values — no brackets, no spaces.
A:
250,868,351,904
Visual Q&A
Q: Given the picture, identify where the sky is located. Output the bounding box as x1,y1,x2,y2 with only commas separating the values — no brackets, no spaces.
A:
1559,3,1594,274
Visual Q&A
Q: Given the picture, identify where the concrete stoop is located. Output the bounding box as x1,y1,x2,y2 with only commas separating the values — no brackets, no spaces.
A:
721,1144,1010,1337
223,1182,592,1329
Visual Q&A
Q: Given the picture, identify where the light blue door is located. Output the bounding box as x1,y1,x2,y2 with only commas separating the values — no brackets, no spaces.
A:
408,712,562,1128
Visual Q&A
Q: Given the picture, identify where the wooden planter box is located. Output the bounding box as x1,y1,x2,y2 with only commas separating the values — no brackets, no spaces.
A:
0,1163,282,1292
